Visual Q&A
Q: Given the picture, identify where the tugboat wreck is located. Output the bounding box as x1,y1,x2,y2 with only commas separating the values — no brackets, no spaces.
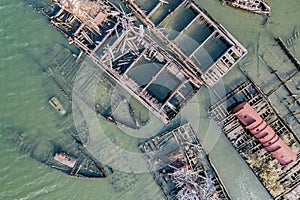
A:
140,123,230,199
222,0,271,16
39,0,246,123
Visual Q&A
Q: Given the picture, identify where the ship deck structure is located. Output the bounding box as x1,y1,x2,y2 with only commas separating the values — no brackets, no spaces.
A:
208,78,300,199
140,123,230,200
8,0,299,198
38,0,247,123
126,0,247,87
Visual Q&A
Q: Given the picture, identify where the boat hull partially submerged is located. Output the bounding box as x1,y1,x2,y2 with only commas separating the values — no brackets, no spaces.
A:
223,0,271,16
1,127,107,178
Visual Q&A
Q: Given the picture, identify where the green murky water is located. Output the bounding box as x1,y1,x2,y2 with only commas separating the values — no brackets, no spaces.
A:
1,0,299,199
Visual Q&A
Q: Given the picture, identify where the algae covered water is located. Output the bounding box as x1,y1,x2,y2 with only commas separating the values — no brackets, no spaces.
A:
1,0,299,199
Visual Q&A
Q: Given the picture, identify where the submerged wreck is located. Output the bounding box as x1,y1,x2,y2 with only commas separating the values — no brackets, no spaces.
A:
140,123,229,200
33,0,247,123
2,127,107,178
222,0,271,16
49,96,67,116
208,80,300,199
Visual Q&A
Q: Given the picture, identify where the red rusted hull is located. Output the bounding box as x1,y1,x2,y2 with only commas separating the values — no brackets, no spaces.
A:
233,102,297,166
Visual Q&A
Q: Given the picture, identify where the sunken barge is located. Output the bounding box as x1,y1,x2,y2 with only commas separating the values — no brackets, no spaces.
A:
34,0,246,123
2,127,107,178
140,123,230,200
208,80,300,199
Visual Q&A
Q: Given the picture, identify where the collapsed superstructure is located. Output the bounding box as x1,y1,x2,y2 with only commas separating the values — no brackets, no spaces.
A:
42,0,246,123
48,0,122,51
140,123,229,200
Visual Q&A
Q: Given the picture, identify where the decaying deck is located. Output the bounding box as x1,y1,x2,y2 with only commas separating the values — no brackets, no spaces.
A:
208,80,300,199
38,0,247,124
140,123,230,200
126,0,247,86
41,0,204,123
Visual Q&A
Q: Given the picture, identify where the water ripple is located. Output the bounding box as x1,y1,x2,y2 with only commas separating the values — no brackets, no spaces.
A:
19,184,58,200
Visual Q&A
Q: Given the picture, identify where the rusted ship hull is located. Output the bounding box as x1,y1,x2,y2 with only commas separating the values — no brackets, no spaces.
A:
208,78,300,199
1,127,107,178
